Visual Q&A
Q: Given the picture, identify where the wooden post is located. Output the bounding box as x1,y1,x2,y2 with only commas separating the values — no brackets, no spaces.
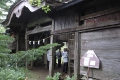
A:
87,67,90,80
49,19,55,76
74,31,80,80
30,35,35,68
25,28,28,51
49,35,54,76
25,28,29,69
15,32,19,68
44,33,48,68
16,33,19,52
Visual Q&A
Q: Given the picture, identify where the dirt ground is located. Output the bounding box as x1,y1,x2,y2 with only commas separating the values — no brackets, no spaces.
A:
28,66,63,80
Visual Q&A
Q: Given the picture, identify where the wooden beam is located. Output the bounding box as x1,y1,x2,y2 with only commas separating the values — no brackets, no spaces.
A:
26,25,52,35
51,20,120,35
76,20,120,31
56,0,83,11
46,0,62,7
9,23,23,26
74,31,80,80
51,27,76,34
27,17,52,28
81,7,120,20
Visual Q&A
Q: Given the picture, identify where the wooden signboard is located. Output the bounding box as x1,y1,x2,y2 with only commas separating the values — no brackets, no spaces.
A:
80,50,100,68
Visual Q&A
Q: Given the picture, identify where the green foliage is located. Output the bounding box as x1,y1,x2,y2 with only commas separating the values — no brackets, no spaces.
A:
15,43,60,64
65,75,76,80
42,5,51,13
0,0,15,22
0,34,14,54
29,0,41,6
0,68,26,80
28,0,51,13
0,26,5,33
46,72,76,80
46,72,61,80
0,33,14,68
0,43,61,68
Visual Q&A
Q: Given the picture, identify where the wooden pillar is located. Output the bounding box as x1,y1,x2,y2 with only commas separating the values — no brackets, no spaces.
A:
16,33,18,52
25,28,29,51
49,35,54,76
15,33,19,68
25,28,29,68
49,19,55,76
74,31,80,80
30,34,35,68
44,33,48,68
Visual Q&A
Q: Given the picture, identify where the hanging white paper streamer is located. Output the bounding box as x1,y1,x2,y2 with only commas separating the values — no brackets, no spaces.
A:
33,41,35,44
43,39,45,43
29,41,31,45
38,40,40,45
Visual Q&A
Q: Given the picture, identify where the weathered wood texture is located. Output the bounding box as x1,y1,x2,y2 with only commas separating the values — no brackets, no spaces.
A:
80,28,120,79
57,34,68,41
52,10,120,34
54,12,76,30
49,20,55,76
80,11,120,29
26,25,52,35
74,32,80,80
27,17,52,28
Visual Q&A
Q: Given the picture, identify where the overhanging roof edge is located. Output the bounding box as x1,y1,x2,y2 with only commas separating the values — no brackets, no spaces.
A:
1,0,46,27
56,0,83,11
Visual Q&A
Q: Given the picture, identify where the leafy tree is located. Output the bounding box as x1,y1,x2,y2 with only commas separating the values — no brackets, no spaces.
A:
0,0,16,22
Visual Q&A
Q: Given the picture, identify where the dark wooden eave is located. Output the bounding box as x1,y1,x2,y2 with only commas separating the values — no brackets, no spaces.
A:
55,0,83,11
2,0,45,27
26,25,52,35
1,0,84,27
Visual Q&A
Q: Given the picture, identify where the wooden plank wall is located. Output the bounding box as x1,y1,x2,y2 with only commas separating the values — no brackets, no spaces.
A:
79,2,120,79
80,28,120,79
54,12,76,30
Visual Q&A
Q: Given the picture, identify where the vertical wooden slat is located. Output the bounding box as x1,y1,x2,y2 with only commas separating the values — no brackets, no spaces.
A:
74,31,80,80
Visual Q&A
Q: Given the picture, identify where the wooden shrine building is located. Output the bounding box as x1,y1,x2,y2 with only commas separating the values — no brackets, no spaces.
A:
2,0,120,79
